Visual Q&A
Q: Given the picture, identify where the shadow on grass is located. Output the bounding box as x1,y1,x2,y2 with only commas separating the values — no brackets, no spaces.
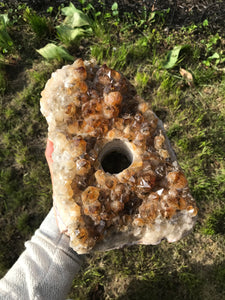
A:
116,261,225,300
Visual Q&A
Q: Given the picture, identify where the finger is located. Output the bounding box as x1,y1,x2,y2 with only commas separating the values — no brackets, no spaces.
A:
45,139,54,184
45,139,54,164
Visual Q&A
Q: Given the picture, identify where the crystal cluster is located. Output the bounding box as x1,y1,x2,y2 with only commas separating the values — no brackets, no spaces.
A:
40,59,198,254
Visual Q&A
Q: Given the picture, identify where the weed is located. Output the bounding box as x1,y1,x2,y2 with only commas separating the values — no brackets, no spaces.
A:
56,3,92,46
111,2,120,25
24,7,51,38
37,43,74,61
0,14,13,53
127,35,150,62
163,45,191,69
46,6,54,14
37,3,92,60
200,33,225,67
148,8,170,25
135,71,149,93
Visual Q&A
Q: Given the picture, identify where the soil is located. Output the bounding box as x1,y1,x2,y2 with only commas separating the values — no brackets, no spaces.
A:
10,0,225,33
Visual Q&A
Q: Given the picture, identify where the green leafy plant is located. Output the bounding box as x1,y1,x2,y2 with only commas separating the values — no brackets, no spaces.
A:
163,45,190,69
24,7,51,38
111,2,119,24
0,14,13,53
46,6,53,14
148,8,170,25
56,2,92,45
36,43,74,61
202,19,209,27
201,33,225,67
37,3,92,60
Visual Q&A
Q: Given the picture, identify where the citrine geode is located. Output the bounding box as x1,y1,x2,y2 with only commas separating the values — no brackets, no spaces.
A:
40,59,198,254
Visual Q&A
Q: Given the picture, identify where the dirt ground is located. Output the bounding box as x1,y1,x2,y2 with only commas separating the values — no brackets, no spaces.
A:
14,0,225,32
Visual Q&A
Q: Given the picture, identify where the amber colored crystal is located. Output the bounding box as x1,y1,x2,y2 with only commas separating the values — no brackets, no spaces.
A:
40,59,198,254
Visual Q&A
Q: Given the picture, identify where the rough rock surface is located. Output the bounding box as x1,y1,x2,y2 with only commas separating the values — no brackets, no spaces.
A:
40,59,198,254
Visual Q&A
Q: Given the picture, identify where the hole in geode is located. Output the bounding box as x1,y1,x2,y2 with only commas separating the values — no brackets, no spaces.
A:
100,139,133,174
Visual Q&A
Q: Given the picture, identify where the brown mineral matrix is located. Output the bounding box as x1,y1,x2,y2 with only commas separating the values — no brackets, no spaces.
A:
40,58,198,254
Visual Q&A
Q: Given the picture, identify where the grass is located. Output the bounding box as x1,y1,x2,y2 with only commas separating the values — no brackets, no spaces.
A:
0,1,225,299
24,7,52,39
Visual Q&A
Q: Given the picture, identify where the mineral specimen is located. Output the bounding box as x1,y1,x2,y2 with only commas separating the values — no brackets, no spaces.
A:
40,58,198,254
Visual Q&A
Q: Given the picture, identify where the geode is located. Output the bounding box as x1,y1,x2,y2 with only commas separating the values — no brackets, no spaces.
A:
40,58,198,254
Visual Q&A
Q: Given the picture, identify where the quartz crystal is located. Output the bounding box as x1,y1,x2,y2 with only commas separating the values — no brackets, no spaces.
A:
40,59,198,254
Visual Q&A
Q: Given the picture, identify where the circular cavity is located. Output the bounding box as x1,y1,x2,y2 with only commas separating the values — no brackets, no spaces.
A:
99,139,133,174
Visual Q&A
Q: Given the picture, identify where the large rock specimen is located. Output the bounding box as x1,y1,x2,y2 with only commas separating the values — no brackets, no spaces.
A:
40,58,198,254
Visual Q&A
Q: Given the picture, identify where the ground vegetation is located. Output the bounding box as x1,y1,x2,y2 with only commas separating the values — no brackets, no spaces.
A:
0,1,225,299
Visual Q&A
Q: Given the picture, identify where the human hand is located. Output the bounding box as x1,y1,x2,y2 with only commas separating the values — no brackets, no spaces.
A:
45,139,54,182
